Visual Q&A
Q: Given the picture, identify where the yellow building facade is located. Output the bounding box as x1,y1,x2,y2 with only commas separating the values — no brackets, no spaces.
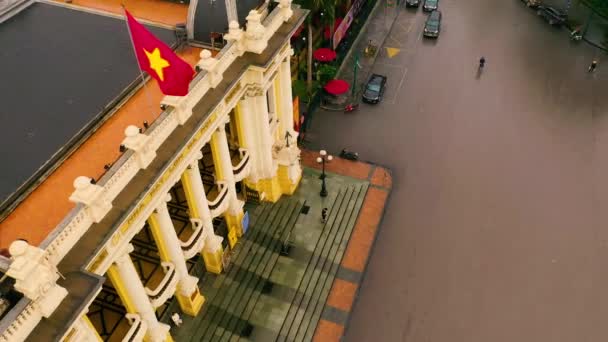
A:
0,1,307,341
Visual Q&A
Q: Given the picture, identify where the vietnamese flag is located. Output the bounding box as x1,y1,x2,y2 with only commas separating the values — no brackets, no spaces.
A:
125,9,194,96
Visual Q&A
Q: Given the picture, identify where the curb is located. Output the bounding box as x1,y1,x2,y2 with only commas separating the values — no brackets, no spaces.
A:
337,1,401,81
336,0,385,77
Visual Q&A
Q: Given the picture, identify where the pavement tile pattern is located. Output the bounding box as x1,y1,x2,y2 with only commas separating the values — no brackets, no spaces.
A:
300,150,392,342
159,149,390,342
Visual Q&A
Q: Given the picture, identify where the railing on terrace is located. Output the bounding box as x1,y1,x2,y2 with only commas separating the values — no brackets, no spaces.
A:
123,313,146,342
145,262,178,309
233,148,251,182
180,218,207,260
208,182,229,217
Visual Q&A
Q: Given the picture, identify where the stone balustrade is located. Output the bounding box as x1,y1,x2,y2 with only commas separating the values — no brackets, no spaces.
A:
123,313,147,342
208,181,230,217
180,218,207,260
144,262,178,309
233,148,251,182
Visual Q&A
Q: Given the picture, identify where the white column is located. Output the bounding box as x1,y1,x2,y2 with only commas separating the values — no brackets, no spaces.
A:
150,195,199,297
183,152,216,237
241,89,276,180
112,244,170,342
279,56,297,141
225,0,238,24
212,124,242,216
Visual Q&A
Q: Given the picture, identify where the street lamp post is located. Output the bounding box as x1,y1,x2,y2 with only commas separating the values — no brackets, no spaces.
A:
316,150,333,197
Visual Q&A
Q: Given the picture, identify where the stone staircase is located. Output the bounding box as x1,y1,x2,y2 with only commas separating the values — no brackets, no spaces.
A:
272,183,369,342
184,199,305,342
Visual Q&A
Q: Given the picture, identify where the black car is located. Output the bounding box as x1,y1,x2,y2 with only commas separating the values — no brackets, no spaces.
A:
405,0,420,7
423,0,438,12
537,6,567,26
362,74,387,104
424,10,441,38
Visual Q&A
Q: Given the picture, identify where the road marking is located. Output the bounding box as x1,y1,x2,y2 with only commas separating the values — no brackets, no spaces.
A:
373,65,408,105
385,47,401,58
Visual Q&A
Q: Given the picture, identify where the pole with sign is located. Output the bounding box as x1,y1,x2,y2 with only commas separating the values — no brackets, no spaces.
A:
352,52,361,98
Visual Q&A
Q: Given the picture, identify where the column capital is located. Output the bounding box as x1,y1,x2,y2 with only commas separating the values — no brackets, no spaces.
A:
114,243,135,266
245,84,264,98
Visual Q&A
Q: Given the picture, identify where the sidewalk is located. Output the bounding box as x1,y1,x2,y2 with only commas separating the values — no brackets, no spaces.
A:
299,150,392,342
321,0,401,110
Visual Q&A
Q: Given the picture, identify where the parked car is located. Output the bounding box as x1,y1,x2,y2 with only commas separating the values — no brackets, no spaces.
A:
405,0,420,7
521,0,540,8
362,74,387,104
424,10,442,38
423,0,438,11
537,6,567,26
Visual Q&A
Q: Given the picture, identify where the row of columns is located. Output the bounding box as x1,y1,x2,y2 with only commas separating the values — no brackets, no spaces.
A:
236,54,301,201
77,123,247,341
82,50,297,342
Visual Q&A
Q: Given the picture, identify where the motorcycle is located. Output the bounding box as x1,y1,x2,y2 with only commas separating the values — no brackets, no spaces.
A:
340,149,359,161
570,30,582,41
344,103,359,113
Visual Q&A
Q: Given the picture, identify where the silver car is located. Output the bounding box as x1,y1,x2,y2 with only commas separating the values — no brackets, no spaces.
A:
423,0,438,11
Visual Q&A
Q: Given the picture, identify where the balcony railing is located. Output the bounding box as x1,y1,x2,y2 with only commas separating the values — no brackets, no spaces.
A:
144,262,178,308
208,181,229,217
180,218,207,260
233,148,250,182
0,299,40,342
123,313,146,342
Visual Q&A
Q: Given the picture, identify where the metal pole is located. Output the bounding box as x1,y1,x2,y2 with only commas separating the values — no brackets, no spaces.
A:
122,6,156,116
319,158,326,179
352,53,359,98
320,176,328,197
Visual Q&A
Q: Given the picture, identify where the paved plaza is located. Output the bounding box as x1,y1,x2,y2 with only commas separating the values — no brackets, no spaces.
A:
159,154,391,341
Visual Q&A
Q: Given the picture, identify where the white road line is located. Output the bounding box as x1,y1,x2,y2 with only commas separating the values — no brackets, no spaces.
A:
375,61,406,68
388,67,408,105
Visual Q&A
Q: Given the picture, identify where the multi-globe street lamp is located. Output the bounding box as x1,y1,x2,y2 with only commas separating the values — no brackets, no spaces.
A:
316,150,333,197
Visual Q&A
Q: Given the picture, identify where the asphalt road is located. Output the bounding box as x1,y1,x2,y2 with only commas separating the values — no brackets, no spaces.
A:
306,0,608,341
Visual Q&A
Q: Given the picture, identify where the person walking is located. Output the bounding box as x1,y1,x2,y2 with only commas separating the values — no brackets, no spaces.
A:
588,59,598,72
321,208,328,223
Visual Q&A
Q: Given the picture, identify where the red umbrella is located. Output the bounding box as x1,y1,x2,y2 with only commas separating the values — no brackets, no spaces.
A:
324,18,343,40
313,48,337,62
324,79,350,95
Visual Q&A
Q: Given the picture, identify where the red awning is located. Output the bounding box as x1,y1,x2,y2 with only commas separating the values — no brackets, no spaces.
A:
324,79,350,95
313,48,337,62
324,18,343,40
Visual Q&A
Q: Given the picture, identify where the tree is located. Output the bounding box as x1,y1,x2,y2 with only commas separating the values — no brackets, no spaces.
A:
581,0,608,18
294,0,334,92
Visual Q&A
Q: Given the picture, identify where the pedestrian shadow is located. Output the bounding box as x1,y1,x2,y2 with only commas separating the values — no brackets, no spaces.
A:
475,67,483,80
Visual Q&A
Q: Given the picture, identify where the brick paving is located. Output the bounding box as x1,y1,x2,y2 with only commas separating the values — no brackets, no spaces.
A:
326,279,358,312
301,149,392,342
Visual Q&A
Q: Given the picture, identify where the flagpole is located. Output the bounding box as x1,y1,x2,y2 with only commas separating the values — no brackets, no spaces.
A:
122,5,157,118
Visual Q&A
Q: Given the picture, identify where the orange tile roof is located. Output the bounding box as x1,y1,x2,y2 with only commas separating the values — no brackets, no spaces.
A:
0,45,204,250
52,0,188,27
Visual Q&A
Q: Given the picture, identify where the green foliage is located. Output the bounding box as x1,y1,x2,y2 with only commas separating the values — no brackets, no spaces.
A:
316,64,338,84
582,0,608,18
294,0,336,25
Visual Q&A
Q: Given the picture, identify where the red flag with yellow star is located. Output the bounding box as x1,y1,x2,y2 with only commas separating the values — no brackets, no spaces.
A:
125,9,194,96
